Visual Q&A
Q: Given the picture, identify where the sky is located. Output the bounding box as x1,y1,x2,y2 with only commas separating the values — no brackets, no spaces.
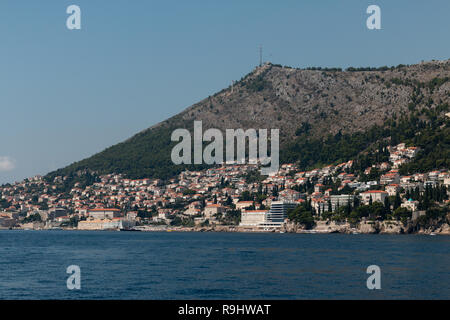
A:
0,0,449,184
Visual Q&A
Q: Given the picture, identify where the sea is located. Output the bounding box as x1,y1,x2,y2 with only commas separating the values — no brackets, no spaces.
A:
0,230,448,300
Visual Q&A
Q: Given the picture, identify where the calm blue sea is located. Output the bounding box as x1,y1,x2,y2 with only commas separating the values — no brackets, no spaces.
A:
0,230,448,300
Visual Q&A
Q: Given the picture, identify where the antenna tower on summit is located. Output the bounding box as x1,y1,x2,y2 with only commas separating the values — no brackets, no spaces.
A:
259,45,263,67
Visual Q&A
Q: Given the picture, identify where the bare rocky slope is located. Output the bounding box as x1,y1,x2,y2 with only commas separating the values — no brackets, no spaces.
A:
50,59,450,179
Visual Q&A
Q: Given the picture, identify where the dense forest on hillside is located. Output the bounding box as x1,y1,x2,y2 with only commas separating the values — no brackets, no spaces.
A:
49,122,211,180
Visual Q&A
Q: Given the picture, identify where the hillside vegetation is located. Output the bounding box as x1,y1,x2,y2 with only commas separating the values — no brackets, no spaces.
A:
48,60,450,180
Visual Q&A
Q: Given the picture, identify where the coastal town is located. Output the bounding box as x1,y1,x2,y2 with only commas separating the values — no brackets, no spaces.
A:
0,142,449,234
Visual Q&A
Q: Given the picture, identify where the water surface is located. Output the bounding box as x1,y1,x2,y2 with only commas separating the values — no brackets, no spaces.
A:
0,230,448,299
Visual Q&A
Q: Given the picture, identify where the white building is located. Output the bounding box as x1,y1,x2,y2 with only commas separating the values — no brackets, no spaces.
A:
360,190,389,205
401,199,419,212
385,184,400,196
239,210,268,227
329,194,356,212
78,218,135,230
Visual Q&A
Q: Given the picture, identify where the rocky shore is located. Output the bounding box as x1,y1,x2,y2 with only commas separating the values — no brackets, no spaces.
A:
6,221,450,235
283,220,450,235
160,220,450,235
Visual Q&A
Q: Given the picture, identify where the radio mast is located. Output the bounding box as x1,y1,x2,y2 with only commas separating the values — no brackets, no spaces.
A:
259,45,263,67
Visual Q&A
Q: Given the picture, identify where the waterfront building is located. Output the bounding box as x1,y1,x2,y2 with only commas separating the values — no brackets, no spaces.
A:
77,218,135,230
239,210,268,227
266,201,297,225
204,204,225,219
87,208,121,220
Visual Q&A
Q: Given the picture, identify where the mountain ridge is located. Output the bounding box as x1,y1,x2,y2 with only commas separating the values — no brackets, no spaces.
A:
49,59,450,180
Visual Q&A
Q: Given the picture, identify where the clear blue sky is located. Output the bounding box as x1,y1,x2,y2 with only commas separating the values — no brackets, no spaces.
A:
0,0,449,184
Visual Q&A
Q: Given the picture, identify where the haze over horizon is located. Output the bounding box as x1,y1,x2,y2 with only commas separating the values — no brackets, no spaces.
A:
1,0,450,184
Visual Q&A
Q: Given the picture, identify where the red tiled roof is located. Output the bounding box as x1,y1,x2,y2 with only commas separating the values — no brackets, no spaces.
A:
362,190,388,194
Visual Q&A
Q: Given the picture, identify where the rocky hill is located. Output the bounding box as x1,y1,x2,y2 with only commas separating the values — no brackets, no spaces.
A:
49,59,450,180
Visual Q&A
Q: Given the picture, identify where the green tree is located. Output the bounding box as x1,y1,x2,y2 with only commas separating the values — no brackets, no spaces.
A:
393,207,411,224
393,192,402,210
288,204,316,229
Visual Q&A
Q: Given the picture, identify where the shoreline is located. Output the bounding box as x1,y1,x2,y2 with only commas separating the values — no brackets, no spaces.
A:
3,222,450,235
